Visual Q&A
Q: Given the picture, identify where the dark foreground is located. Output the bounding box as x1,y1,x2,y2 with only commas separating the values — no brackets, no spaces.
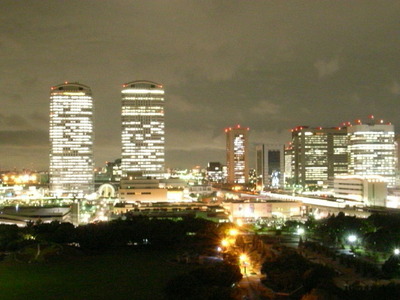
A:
0,248,194,300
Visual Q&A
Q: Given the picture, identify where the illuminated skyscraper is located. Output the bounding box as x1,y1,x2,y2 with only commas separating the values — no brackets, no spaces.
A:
290,126,348,187
348,120,396,187
49,82,94,195
121,80,165,178
225,125,249,184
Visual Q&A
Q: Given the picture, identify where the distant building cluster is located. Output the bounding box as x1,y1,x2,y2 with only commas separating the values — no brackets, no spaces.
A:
1,81,399,226
45,84,399,209
49,80,166,197
285,117,397,189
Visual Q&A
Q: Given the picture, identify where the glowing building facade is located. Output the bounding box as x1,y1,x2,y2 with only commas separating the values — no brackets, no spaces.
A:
121,80,165,178
226,125,249,184
348,122,396,187
49,82,94,195
290,126,348,187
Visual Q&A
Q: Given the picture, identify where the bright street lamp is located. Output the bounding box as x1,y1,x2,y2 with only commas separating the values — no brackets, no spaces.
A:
394,248,400,255
297,227,305,235
229,228,238,236
221,239,230,248
239,253,248,262
347,235,357,243
239,253,249,275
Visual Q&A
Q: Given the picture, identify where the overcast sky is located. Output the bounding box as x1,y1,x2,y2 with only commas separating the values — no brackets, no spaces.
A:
1,1,399,171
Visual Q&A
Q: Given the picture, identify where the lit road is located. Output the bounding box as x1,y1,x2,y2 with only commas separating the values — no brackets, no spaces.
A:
239,273,274,300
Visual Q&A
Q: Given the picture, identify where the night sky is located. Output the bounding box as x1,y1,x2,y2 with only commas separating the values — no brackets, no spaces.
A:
1,1,400,171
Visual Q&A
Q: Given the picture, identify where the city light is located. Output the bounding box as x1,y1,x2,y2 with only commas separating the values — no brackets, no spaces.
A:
239,253,248,262
228,228,238,236
121,81,165,178
49,82,94,195
347,235,357,243
221,239,230,247
297,227,305,235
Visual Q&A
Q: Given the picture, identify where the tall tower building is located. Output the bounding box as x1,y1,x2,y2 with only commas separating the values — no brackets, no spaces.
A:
49,82,94,195
255,144,284,190
348,120,396,187
121,80,165,178
290,126,348,187
225,125,249,184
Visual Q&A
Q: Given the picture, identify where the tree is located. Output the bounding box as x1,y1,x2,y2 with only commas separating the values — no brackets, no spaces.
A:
382,255,400,278
164,273,205,300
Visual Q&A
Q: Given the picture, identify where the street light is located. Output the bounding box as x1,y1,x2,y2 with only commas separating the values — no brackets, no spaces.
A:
394,248,400,255
297,227,305,235
221,239,229,247
240,253,249,275
347,235,357,243
229,228,238,236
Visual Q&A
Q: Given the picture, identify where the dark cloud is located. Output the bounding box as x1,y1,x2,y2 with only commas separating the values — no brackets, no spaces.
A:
0,130,48,147
0,0,399,170
29,112,48,126
0,114,31,129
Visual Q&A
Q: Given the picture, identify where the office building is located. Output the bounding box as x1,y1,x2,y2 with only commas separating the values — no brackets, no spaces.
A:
105,158,122,182
119,173,167,203
334,175,387,207
225,125,249,184
290,126,348,187
222,200,303,223
348,120,397,187
206,162,225,183
284,144,294,186
256,144,284,190
49,82,94,195
121,80,165,178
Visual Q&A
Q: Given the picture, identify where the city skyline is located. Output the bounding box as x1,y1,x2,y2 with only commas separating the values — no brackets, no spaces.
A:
1,1,400,170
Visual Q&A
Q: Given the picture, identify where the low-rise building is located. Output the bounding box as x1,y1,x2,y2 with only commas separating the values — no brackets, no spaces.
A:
222,200,303,222
334,175,387,207
113,202,230,223
119,174,168,203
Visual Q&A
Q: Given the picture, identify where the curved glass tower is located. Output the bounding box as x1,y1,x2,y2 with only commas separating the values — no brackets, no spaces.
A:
49,82,94,196
121,80,165,178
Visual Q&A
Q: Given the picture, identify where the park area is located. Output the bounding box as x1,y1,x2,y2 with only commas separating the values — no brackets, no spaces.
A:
0,248,194,300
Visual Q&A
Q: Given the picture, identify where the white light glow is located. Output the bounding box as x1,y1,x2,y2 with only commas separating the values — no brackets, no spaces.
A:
121,89,164,94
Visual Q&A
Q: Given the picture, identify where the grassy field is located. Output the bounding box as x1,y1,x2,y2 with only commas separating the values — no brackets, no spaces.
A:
0,248,194,300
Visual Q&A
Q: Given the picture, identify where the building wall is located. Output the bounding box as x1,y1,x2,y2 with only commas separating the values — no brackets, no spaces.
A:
334,175,387,207
225,125,249,184
348,123,396,187
119,188,168,202
255,144,284,189
206,162,225,183
223,201,302,220
121,80,165,178
49,82,94,195
290,126,348,187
